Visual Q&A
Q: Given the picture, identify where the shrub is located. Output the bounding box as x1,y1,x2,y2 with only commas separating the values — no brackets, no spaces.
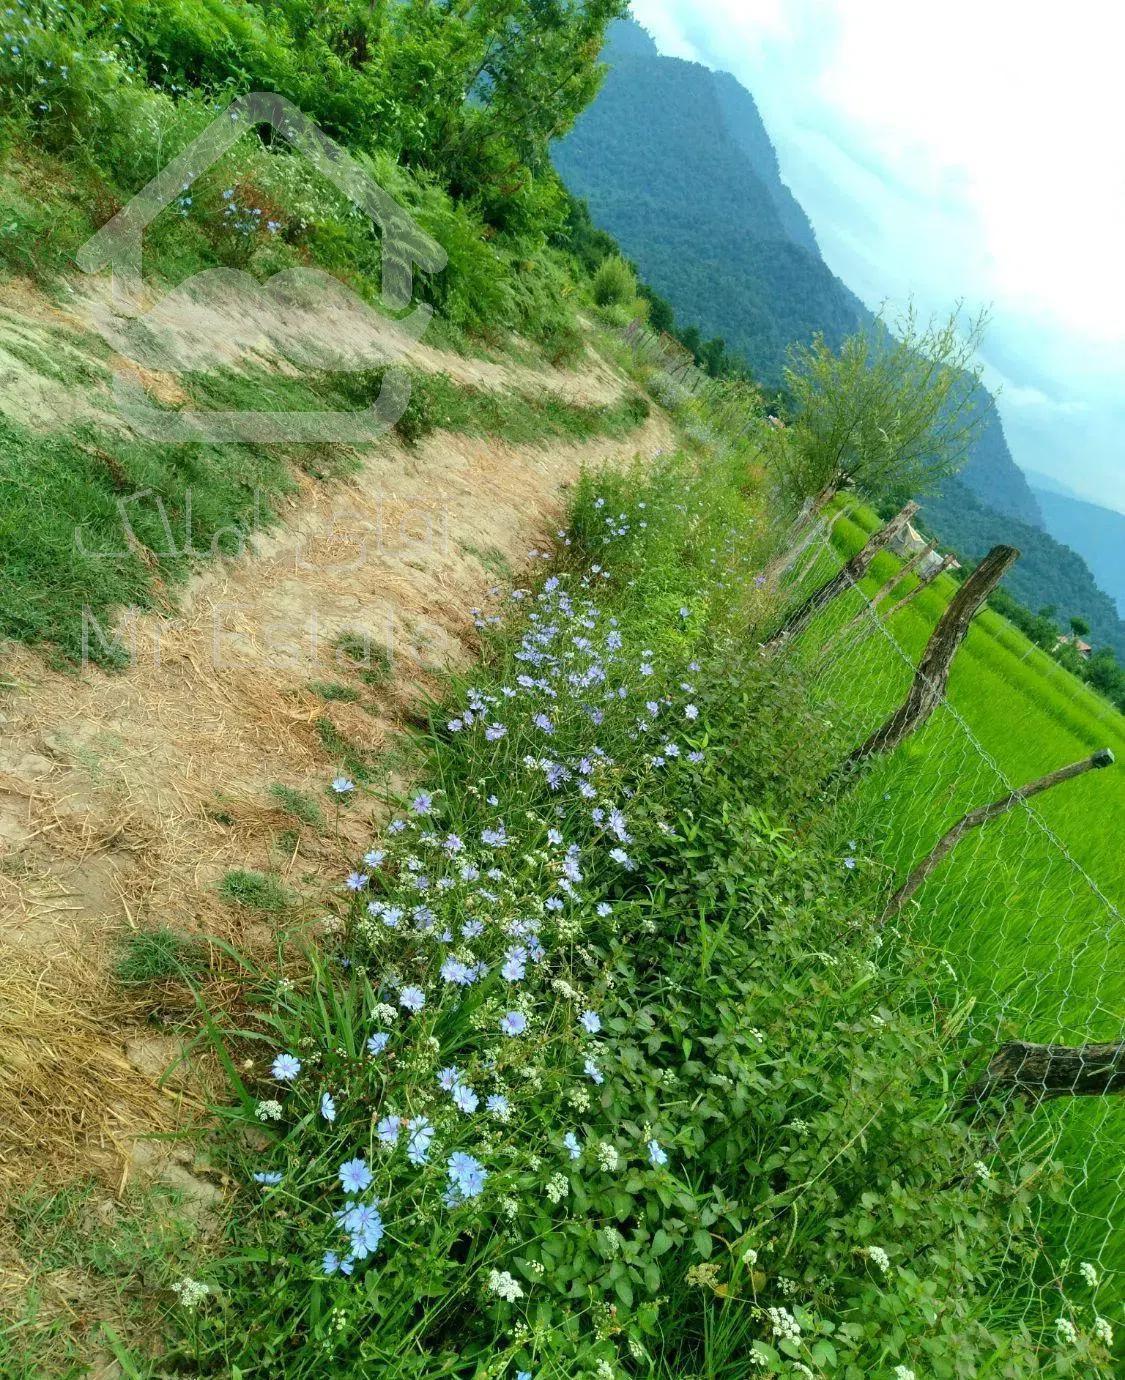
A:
592,254,638,308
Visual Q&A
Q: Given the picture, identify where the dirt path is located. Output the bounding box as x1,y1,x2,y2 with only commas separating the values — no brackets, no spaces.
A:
0,288,674,1193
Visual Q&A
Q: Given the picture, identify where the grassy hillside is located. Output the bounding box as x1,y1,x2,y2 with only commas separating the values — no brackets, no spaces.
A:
1,2,1122,1375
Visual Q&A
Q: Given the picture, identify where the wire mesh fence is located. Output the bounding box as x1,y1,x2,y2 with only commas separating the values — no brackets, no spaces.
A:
623,317,1124,1300
773,514,1124,1288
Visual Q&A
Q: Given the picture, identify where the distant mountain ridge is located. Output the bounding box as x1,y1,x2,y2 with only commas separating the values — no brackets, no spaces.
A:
555,18,1043,530
1033,488,1125,619
552,17,1125,650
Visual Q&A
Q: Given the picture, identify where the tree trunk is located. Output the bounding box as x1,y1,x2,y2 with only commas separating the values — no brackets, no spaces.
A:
963,1040,1125,1106
764,502,919,652
843,544,1019,768
882,748,1115,920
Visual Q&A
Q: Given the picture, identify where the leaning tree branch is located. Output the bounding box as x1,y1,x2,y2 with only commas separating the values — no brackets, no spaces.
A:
882,748,1115,920
963,1040,1125,1106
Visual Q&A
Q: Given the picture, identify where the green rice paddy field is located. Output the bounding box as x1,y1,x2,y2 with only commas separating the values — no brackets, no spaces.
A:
794,505,1124,1279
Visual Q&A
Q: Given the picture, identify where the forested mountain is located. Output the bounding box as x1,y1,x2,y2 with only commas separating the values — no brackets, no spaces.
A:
1033,488,1125,617
553,17,1125,645
922,482,1125,658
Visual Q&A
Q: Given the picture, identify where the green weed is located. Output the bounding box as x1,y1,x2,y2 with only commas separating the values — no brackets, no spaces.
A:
115,927,202,985
219,869,289,912
268,784,327,829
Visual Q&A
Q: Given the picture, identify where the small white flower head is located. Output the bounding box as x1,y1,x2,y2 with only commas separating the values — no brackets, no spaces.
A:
372,1002,397,1024
973,1159,992,1183
171,1278,210,1310
545,1172,569,1204
864,1245,891,1275
1078,1260,1098,1288
594,1362,616,1380
892,1368,916,1380
766,1305,800,1340
595,1141,619,1172
1093,1316,1113,1347
1055,1316,1078,1346
255,1099,283,1122
741,1246,759,1267
486,1268,524,1302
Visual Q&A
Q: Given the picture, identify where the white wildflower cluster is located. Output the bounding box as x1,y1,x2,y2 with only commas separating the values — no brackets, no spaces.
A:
864,1245,891,1275
595,1141,619,1172
255,1099,283,1122
1093,1316,1113,1347
594,1361,616,1380
1078,1260,1098,1287
973,1160,992,1183
171,1278,210,1310
892,1367,916,1380
545,1172,569,1204
741,1246,759,1267
767,1306,800,1340
1055,1316,1078,1346
486,1269,523,1302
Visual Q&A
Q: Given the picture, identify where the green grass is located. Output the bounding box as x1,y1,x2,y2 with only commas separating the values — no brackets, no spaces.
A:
334,632,392,687
219,869,289,912
115,927,203,985
779,503,1125,1272
0,359,647,665
2,1180,199,1377
306,680,362,705
157,452,1117,1377
268,783,327,829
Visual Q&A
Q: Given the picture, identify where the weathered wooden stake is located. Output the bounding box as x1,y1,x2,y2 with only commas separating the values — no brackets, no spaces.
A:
963,1040,1125,1107
878,553,957,621
842,544,1019,768
764,502,920,652
882,748,1115,920
821,542,936,653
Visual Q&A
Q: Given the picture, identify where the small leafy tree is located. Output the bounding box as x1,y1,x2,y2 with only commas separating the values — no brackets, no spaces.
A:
1070,615,1091,638
773,308,987,515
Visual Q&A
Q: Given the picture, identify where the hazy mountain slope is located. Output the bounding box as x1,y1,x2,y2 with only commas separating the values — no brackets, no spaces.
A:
710,70,820,257
923,481,1125,658
1034,488,1125,617
556,17,1043,531
555,41,866,381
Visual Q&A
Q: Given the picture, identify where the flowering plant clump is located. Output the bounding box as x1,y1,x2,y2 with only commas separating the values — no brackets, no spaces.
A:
185,459,1117,1378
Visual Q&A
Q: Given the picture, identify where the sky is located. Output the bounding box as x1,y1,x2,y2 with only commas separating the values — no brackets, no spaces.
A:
631,0,1125,512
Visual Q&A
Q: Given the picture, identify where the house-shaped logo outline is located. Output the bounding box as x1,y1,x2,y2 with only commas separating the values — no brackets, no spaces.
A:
78,91,448,443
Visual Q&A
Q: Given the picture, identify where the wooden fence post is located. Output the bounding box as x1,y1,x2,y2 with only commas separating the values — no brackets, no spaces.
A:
763,502,920,652
878,553,957,621
882,748,1115,920
963,1040,1125,1107
842,544,1019,769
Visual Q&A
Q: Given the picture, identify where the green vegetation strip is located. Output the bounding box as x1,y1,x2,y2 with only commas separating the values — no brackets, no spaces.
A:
142,454,1115,1377
0,370,648,664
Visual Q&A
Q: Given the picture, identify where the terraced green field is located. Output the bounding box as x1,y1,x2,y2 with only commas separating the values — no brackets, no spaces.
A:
792,506,1125,1274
